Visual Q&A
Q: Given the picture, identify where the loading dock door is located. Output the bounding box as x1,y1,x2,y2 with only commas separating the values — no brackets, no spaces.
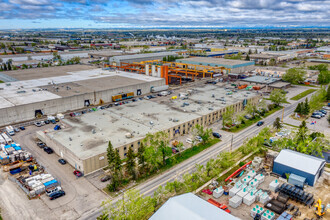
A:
84,100,90,107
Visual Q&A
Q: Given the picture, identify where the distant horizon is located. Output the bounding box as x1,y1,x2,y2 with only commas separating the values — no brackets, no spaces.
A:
1,26,330,31
0,0,329,30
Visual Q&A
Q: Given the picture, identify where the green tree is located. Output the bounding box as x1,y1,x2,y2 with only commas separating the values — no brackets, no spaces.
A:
273,117,282,130
107,171,120,192
268,58,276,66
245,54,250,61
302,98,310,115
126,147,136,180
137,143,146,176
143,131,171,168
282,68,306,84
106,141,116,170
328,115,330,125
245,102,257,118
191,124,212,144
222,105,234,128
294,102,302,115
269,89,287,107
327,85,330,101
114,150,122,174
102,189,154,219
317,71,330,84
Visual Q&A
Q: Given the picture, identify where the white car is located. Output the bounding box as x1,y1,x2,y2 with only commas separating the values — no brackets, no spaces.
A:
195,136,203,142
322,106,330,110
186,138,193,144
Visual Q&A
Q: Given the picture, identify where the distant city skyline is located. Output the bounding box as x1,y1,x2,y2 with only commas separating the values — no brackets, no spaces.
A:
0,0,329,29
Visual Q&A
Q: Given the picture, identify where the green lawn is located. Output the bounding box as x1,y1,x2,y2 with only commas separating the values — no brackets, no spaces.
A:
0,80,4,83
223,106,283,133
290,89,316,101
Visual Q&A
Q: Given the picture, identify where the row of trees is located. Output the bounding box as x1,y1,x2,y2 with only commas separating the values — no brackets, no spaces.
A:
106,126,213,192
294,98,310,116
100,127,272,219
282,68,306,84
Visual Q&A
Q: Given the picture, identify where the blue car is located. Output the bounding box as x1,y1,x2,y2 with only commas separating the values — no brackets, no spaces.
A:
257,121,264,126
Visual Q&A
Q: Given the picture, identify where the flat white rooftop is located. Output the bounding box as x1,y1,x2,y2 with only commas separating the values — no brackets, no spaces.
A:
0,68,162,109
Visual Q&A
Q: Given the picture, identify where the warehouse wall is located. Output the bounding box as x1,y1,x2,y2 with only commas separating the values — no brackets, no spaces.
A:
0,79,165,127
273,162,318,186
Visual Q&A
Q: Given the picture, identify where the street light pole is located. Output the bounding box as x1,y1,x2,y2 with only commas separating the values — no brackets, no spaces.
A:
230,134,233,152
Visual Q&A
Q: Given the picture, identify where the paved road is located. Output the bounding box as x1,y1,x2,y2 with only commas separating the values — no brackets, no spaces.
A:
79,92,315,220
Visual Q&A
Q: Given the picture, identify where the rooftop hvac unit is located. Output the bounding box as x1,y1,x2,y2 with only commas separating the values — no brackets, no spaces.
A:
125,133,133,138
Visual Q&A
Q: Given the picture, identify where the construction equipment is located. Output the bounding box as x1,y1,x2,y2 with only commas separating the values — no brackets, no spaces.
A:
314,199,326,218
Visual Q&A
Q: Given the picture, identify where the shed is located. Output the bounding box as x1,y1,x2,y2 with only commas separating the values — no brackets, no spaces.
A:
288,173,306,188
149,193,239,220
272,149,326,186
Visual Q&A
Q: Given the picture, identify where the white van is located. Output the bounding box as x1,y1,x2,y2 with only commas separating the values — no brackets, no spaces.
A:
46,186,62,196
6,126,15,136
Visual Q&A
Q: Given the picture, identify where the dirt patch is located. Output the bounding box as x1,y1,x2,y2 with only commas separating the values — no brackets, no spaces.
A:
80,125,96,132
117,127,131,133
83,138,105,150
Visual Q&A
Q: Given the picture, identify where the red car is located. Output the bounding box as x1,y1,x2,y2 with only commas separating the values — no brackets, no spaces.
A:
73,170,83,177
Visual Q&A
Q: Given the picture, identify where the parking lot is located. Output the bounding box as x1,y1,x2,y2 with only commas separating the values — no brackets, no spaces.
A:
0,123,107,220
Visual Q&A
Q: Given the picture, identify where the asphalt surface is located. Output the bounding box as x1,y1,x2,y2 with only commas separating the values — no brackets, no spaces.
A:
79,91,315,220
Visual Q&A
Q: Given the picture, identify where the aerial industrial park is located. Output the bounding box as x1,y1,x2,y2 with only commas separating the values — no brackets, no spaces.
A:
0,1,330,220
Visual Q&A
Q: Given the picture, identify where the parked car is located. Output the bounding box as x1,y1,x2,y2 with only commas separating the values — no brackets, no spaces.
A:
206,80,217,84
186,138,193,144
311,114,321,119
46,186,62,196
257,121,264,126
49,190,65,200
73,170,83,177
44,120,50,124
244,115,251,120
50,119,56,124
58,159,67,165
318,109,327,115
19,126,25,130
70,112,76,117
195,136,203,142
43,147,54,154
212,132,222,138
37,142,46,148
322,106,330,110
100,175,111,182
313,112,324,117
40,121,45,126
34,122,42,127
14,127,20,132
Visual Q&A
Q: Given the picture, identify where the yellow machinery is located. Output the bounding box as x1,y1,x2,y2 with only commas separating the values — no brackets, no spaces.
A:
315,199,327,218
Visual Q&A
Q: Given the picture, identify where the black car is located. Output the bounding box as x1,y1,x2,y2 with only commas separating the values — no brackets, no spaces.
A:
37,142,46,148
44,147,54,154
50,190,65,200
50,119,56,124
44,120,50,124
58,159,67,165
318,109,327,114
212,132,222,138
19,126,25,130
257,121,264,126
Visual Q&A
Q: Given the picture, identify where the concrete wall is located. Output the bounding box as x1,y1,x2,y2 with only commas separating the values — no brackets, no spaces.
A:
75,95,260,175
0,79,165,127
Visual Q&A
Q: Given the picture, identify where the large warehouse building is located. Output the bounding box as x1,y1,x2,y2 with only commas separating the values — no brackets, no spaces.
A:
175,57,255,74
42,84,260,174
0,66,165,126
109,51,179,65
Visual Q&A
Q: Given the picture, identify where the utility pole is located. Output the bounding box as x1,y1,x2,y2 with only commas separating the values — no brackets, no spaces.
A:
230,134,234,152
281,107,284,122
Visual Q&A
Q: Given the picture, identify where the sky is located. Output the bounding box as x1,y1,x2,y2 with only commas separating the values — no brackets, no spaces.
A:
0,0,329,29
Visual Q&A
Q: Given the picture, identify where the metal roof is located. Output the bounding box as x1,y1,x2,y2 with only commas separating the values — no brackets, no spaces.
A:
274,149,326,175
111,51,177,61
149,193,239,220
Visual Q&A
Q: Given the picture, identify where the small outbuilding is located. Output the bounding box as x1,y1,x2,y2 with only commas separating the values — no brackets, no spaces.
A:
149,193,239,220
273,149,326,186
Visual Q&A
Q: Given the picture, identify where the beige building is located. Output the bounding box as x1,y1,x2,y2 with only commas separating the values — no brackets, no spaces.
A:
42,84,260,175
